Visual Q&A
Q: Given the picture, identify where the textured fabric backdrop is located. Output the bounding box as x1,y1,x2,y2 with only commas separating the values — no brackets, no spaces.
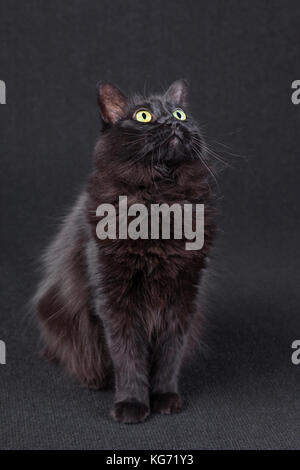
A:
0,0,299,449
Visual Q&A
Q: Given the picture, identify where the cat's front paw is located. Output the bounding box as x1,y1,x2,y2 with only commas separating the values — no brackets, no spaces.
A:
111,400,149,424
151,392,182,415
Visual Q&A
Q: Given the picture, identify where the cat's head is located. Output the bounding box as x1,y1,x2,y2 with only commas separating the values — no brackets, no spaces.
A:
97,80,204,166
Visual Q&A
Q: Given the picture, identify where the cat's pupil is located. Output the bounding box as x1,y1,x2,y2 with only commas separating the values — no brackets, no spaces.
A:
142,112,146,120
177,112,181,119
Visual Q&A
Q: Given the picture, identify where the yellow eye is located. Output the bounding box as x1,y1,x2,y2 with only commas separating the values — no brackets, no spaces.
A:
135,110,152,123
173,108,186,121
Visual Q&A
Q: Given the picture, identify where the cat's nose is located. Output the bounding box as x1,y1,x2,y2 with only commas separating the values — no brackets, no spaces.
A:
163,120,179,129
172,122,183,137
172,121,181,129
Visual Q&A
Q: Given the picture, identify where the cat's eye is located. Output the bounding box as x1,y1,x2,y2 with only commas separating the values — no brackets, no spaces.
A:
135,110,152,123
173,108,186,121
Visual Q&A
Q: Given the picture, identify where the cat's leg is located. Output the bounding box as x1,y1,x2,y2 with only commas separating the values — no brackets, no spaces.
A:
150,319,187,415
102,312,150,424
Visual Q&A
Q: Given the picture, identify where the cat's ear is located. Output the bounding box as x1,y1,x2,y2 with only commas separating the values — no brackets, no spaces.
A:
98,82,128,124
165,79,188,107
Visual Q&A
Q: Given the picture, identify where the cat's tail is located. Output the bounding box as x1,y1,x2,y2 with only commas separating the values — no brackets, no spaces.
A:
35,280,112,389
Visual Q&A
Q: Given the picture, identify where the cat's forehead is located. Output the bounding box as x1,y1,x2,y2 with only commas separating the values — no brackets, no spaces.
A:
130,94,169,114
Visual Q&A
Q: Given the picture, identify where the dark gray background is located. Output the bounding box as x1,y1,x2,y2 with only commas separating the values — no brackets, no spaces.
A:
0,0,300,449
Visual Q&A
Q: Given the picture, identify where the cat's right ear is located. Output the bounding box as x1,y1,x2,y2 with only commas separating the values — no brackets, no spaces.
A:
165,79,188,107
98,82,128,125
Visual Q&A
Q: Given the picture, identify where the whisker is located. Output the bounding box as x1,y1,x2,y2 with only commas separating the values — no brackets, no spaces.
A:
201,144,232,168
214,140,248,159
192,137,235,167
191,143,219,188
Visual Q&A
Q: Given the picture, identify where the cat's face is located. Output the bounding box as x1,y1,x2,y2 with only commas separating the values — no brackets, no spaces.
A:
98,80,203,166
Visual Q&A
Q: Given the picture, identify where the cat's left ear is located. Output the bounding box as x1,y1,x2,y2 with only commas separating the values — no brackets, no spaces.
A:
98,82,128,124
165,79,188,107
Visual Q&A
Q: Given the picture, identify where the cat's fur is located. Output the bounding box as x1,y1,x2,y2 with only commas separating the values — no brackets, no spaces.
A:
34,80,216,423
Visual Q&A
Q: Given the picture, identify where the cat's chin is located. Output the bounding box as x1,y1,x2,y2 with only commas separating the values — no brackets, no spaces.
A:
165,141,187,163
169,135,182,149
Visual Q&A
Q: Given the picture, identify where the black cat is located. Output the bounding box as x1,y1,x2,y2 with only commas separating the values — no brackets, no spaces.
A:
34,80,216,423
